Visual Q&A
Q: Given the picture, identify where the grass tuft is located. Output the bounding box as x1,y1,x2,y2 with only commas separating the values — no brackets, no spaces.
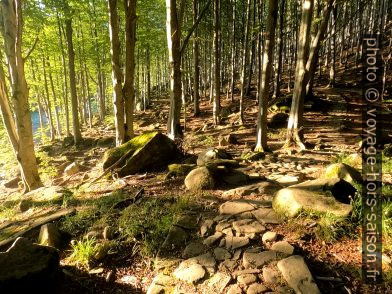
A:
68,237,100,269
119,196,196,257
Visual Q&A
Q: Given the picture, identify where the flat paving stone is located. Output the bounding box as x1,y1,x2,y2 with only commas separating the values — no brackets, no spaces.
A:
262,231,277,243
237,273,257,286
271,241,294,255
227,284,243,294
277,255,321,294
243,250,279,269
182,241,206,258
252,208,282,224
247,283,268,294
225,236,250,250
203,232,223,246
174,263,205,284
206,272,232,292
214,247,232,261
232,219,266,234
219,200,257,215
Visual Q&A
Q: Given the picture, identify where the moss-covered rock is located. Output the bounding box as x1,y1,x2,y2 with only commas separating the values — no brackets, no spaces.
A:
103,132,158,169
185,167,215,191
102,132,178,176
197,148,232,166
168,164,196,176
272,178,355,218
324,163,362,183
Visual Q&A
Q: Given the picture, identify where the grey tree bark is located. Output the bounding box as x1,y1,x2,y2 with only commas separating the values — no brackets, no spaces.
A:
0,0,42,191
123,0,137,140
255,0,278,152
65,17,82,144
166,0,182,139
108,0,125,146
239,0,252,124
213,0,221,125
285,0,314,149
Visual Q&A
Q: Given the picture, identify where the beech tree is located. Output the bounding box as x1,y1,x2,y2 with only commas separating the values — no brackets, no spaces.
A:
65,15,83,144
166,0,182,139
285,0,314,149
0,0,42,192
255,0,278,152
108,0,137,146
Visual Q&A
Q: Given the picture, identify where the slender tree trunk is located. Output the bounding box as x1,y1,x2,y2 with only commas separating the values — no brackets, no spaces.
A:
1,0,42,191
65,17,82,144
239,0,252,124
108,0,125,146
285,0,314,149
37,95,45,143
305,0,334,97
146,46,151,108
230,0,236,102
245,0,256,96
193,0,200,116
273,0,286,99
42,56,55,141
30,61,45,143
48,58,62,137
57,14,70,137
166,0,182,139
123,0,137,140
213,0,221,125
328,4,337,87
91,0,105,122
84,65,92,128
0,58,18,151
255,0,278,152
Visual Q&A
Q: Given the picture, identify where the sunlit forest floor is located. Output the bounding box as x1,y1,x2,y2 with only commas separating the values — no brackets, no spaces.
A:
0,61,391,293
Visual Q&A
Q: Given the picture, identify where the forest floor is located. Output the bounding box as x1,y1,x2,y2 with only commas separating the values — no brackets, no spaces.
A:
0,64,392,294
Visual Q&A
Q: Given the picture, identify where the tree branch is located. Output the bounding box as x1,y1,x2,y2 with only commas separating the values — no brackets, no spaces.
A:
180,0,212,55
23,36,39,61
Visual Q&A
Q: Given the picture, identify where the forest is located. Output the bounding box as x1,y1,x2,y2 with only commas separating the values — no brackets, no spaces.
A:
0,0,391,293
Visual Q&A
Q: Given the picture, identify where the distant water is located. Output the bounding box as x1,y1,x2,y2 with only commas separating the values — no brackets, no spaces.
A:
31,111,49,144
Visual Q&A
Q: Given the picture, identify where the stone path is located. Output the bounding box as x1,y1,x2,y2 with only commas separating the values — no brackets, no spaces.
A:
147,197,321,294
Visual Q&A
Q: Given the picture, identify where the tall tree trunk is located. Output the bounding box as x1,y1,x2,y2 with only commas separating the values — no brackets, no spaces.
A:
123,0,137,140
272,0,286,99
255,0,278,152
328,4,337,87
37,95,45,143
57,14,70,137
285,0,314,149
65,17,82,144
166,0,182,139
90,0,105,122
42,56,56,141
108,0,125,146
146,46,151,108
48,58,62,137
1,0,42,191
305,0,334,97
230,0,236,102
213,0,221,125
84,65,92,128
0,58,18,151
245,0,256,96
239,0,252,124
30,61,45,143
193,0,200,116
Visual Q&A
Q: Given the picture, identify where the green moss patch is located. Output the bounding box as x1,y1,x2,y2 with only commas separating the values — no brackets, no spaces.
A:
102,131,158,169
